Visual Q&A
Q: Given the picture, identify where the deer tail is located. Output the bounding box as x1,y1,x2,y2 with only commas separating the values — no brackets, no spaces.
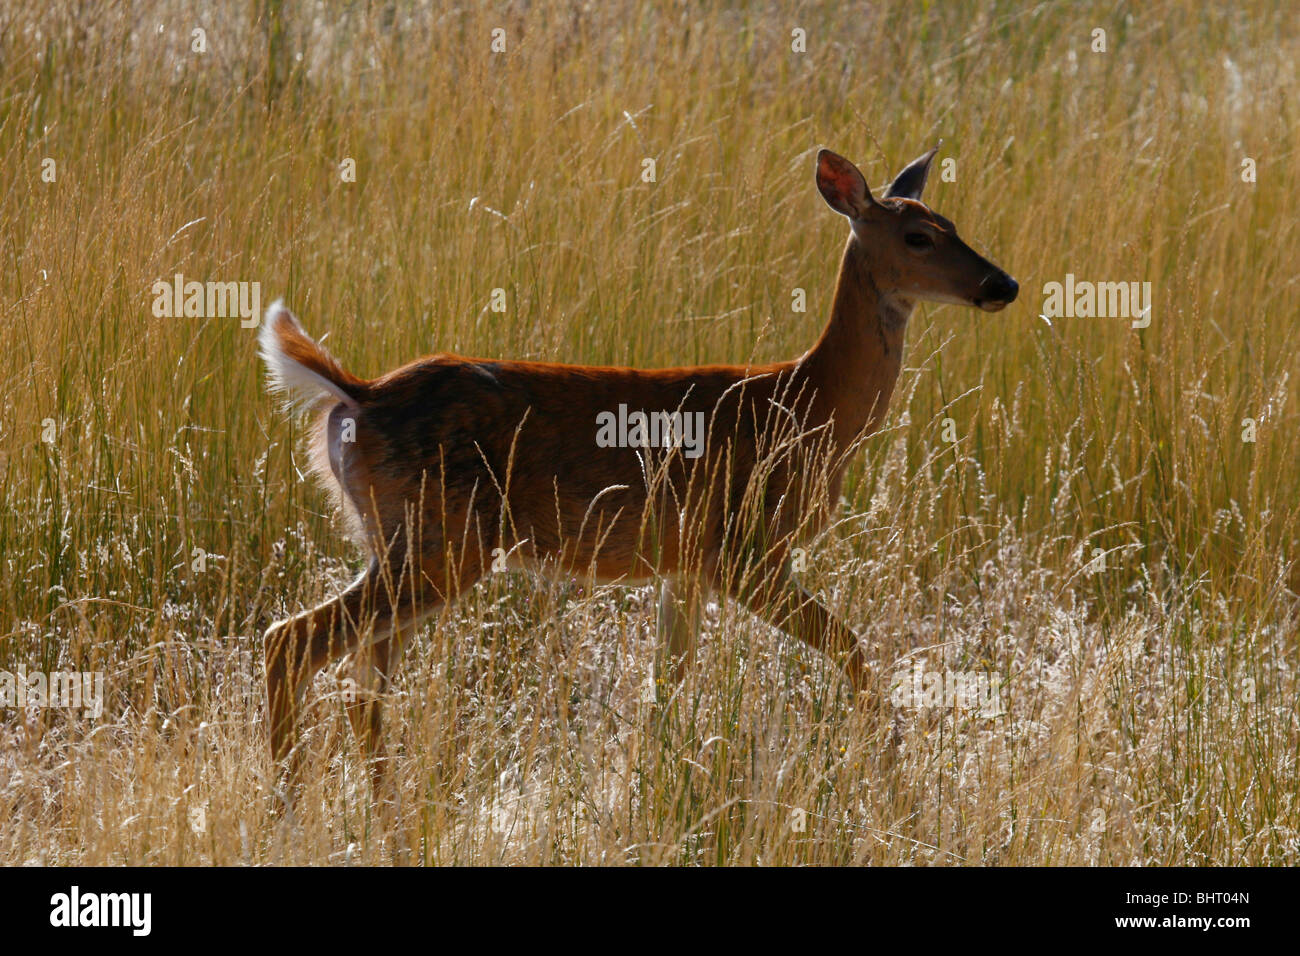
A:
258,300,367,412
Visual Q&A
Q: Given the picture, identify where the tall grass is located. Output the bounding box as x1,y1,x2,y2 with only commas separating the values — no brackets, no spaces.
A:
0,0,1296,864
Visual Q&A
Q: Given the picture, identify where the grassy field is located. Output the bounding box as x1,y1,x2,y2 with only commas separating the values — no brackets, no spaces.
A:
0,0,1297,865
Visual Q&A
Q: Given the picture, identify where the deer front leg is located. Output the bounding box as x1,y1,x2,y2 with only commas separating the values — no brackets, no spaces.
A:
728,557,868,691
657,575,703,684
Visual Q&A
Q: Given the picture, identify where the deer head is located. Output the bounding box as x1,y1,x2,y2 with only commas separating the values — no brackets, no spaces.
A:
816,146,1018,312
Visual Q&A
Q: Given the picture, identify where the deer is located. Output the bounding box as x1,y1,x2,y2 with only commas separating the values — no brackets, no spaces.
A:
259,145,1018,789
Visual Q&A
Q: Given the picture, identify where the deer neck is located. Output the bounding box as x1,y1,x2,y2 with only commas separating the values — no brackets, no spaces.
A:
798,233,912,450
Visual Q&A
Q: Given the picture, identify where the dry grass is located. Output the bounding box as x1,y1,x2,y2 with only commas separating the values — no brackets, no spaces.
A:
0,0,1297,865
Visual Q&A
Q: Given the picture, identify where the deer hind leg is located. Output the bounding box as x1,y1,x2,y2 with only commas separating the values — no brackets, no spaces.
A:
657,575,703,684
264,552,434,776
339,525,490,789
339,625,411,794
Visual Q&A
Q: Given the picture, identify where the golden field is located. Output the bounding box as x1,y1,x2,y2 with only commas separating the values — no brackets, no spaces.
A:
0,0,1297,864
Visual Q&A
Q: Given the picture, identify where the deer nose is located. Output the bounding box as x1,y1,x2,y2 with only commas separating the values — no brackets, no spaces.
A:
984,272,1019,303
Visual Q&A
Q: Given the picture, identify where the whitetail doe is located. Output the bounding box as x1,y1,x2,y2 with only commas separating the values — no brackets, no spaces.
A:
260,146,1018,785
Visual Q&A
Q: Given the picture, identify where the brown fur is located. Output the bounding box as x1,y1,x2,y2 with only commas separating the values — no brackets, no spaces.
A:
261,146,1017,791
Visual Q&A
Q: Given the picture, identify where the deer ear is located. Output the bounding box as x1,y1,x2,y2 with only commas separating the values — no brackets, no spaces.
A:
885,145,940,200
816,149,876,218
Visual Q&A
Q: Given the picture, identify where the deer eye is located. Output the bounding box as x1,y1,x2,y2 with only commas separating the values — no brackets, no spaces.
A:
905,232,934,249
